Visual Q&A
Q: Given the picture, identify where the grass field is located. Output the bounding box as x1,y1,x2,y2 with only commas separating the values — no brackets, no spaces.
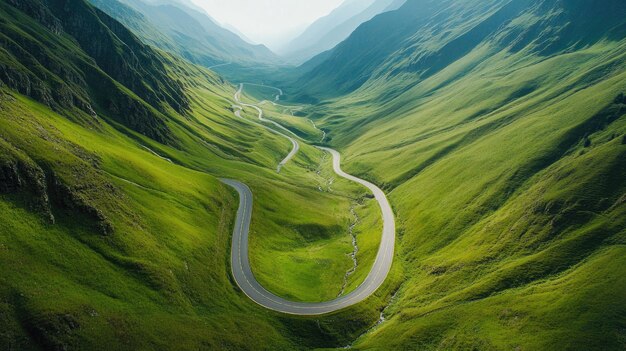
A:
227,83,382,302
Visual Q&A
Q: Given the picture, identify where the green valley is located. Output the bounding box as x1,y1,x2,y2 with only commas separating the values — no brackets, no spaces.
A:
0,0,384,348
1,0,625,350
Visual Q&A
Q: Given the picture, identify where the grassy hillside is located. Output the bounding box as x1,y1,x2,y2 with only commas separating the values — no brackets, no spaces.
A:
2,0,625,349
0,0,188,143
348,51,626,350
0,1,389,349
290,0,626,349
290,0,626,103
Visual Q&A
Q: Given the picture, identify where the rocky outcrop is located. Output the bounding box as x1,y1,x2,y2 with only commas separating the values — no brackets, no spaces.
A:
46,171,114,235
0,41,96,117
0,139,114,235
0,141,53,222
0,0,189,145
41,0,189,114
5,0,62,34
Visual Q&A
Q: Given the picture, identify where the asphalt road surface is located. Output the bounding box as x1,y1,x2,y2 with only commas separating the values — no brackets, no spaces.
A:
234,84,299,172
221,148,395,315
222,84,395,314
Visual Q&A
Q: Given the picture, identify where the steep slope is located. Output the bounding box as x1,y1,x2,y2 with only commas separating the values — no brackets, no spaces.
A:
3,0,625,349
294,0,626,100
0,0,190,144
0,0,390,349
91,0,280,67
146,0,207,14
280,0,405,65
223,22,257,45
293,0,626,349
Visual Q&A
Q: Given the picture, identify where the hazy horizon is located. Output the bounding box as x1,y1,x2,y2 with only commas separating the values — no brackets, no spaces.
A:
189,0,346,50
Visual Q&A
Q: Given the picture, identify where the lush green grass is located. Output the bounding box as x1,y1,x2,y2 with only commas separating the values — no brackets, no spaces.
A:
236,84,324,141
240,84,281,102
215,83,381,302
0,90,293,350
356,139,625,350
3,0,626,349
0,2,386,348
0,76,385,349
260,102,323,141
307,32,626,351
245,150,382,302
266,1,626,349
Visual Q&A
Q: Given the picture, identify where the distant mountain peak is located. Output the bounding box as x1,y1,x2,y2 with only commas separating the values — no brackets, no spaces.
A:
279,0,406,65
91,0,281,67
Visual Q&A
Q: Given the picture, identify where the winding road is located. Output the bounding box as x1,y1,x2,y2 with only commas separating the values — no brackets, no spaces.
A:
207,61,232,70
240,82,283,101
221,84,395,315
234,84,299,172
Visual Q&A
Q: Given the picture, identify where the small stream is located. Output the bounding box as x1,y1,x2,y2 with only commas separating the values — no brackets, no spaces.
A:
343,290,399,349
309,119,327,143
338,206,360,297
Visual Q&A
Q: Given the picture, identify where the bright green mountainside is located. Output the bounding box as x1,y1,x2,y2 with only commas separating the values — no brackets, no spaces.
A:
0,0,625,350
291,0,626,349
279,0,404,65
0,0,387,349
290,0,626,102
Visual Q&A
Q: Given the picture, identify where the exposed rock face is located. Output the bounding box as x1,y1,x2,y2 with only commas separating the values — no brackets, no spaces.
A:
0,0,190,145
5,0,63,34
0,152,54,223
0,139,113,235
0,40,96,117
47,172,114,235
42,0,189,113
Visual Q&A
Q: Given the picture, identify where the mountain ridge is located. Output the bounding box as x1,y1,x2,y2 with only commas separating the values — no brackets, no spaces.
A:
283,0,626,348
280,0,405,65
91,0,280,67
1,0,193,144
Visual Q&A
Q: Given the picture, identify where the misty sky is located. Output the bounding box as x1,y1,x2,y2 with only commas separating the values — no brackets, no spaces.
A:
190,0,345,49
